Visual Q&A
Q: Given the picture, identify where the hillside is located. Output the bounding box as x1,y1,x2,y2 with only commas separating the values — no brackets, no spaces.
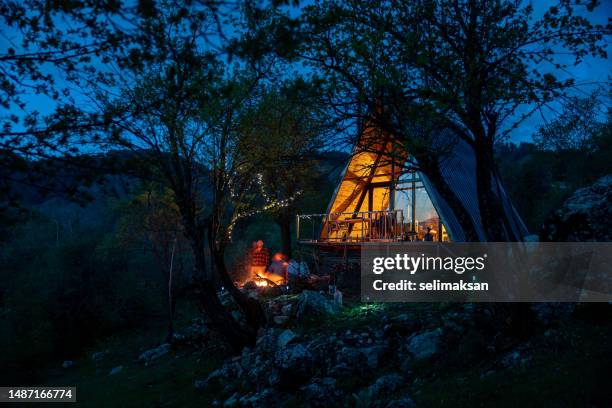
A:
42,297,611,407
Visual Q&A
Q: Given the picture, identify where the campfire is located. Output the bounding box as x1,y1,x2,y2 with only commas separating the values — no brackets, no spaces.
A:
254,274,280,287
254,276,269,287
238,274,282,290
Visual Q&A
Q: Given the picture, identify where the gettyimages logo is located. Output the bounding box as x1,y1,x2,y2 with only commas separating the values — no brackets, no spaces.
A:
372,253,488,275
362,242,612,302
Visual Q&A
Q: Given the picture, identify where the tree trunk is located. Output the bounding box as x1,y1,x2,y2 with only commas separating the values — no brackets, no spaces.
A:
179,205,257,350
208,223,267,332
195,279,257,350
473,141,518,241
276,209,292,258
192,236,257,350
165,239,177,343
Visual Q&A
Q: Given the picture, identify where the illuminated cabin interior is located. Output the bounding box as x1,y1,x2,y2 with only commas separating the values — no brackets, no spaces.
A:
297,126,450,244
297,124,528,245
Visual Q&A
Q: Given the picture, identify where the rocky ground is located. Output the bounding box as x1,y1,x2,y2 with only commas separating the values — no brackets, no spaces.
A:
186,291,608,407
46,289,610,407
541,174,612,241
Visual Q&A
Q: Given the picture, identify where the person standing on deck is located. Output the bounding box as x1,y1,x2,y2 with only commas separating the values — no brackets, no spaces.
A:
424,227,434,242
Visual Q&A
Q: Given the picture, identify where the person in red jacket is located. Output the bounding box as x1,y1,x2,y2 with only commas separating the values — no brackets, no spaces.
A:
249,240,270,278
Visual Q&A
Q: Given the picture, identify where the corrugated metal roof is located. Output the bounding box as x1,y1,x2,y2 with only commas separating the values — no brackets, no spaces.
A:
421,132,529,241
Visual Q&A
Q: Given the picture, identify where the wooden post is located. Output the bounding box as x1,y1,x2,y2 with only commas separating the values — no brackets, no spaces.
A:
296,215,300,242
411,170,417,233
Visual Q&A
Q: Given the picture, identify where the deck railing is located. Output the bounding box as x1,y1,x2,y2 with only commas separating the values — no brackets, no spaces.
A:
297,209,405,244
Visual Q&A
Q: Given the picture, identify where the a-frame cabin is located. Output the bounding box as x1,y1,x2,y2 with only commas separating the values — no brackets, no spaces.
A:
297,124,529,246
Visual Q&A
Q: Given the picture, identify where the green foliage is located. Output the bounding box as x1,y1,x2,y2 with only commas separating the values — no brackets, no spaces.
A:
534,90,610,152
0,204,166,382
498,110,612,231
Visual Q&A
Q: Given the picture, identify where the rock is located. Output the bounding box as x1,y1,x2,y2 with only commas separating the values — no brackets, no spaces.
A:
300,377,341,407
498,343,532,370
275,343,312,370
369,373,404,399
541,175,612,241
109,365,123,375
277,329,297,348
194,379,207,390
359,345,388,369
407,328,442,361
328,346,371,378
295,290,338,321
238,389,277,408
385,396,416,408
62,360,74,369
174,320,209,345
383,316,422,337
242,352,277,389
281,303,292,316
91,351,106,361
223,392,239,407
531,303,575,326
274,343,313,388
206,361,244,384
218,291,233,306
138,343,171,364
239,347,254,368
256,329,281,355
273,315,290,326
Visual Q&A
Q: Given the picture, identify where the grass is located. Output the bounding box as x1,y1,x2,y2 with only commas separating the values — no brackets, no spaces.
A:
412,319,611,408
37,303,611,407
41,315,229,407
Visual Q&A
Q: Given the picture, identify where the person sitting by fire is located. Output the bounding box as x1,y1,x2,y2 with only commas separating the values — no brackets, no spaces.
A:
266,253,288,285
249,239,270,278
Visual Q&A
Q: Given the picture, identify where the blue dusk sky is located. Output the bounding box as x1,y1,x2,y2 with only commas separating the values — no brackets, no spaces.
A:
3,0,610,145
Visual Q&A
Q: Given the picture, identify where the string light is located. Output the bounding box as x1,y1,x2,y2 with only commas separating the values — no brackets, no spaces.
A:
225,172,302,241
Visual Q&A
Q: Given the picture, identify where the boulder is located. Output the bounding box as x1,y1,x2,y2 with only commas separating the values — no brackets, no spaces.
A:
530,303,575,326
368,373,405,399
406,328,442,361
223,392,239,407
205,361,244,385
194,379,207,390
281,303,292,316
541,175,612,241
359,345,388,369
300,377,342,407
498,343,533,370
138,343,171,364
238,389,278,408
275,343,313,371
255,329,281,355
383,316,422,337
91,351,106,361
274,343,313,388
273,315,290,326
62,360,74,369
174,320,209,345
385,396,416,408
109,365,123,375
328,346,368,378
295,290,338,321
277,329,297,348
